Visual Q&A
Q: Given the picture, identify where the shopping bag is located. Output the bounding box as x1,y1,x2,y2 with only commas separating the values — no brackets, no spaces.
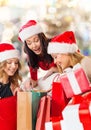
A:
0,96,17,130
32,90,47,130
51,74,69,121
17,91,32,130
17,91,47,130
35,95,51,130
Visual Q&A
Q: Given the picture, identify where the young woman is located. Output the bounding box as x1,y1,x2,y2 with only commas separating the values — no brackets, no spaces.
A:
0,43,22,98
18,20,58,90
48,31,91,82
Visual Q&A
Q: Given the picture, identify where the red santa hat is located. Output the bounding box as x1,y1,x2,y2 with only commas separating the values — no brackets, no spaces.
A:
0,43,20,62
48,31,78,54
18,20,43,42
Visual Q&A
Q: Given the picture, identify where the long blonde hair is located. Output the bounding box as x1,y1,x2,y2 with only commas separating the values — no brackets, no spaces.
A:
0,60,22,87
57,52,84,73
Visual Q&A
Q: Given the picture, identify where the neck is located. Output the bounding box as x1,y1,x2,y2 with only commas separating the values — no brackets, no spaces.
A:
0,76,9,84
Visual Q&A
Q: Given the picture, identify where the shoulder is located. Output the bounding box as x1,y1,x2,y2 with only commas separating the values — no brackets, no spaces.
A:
81,56,91,82
81,56,91,66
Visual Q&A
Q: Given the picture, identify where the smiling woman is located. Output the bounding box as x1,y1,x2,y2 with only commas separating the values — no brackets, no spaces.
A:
48,31,91,82
0,43,22,98
18,19,58,90
25,34,42,55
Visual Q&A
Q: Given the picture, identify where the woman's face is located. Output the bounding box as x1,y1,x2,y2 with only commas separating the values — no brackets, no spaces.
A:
25,34,42,55
4,58,19,76
51,53,72,70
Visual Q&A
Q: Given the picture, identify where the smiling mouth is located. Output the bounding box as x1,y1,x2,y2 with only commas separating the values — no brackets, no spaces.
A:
34,48,41,53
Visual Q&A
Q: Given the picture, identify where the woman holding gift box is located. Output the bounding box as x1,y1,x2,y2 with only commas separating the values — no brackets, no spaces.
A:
0,43,22,98
47,31,91,83
48,30,91,100
18,20,58,90
46,31,91,130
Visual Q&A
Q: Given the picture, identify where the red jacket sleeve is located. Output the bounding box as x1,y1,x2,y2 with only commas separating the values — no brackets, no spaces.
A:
29,61,56,80
29,67,37,80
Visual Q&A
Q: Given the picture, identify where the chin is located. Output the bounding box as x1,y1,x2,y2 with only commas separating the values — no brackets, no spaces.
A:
35,51,42,55
8,73,15,76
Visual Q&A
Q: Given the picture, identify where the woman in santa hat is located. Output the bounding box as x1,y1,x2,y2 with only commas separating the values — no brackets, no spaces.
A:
0,43,22,98
47,30,91,100
18,20,58,90
47,31,91,130
48,31,91,82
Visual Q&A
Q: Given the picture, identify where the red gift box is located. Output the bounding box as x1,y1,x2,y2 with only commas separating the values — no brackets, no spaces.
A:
62,92,91,130
45,93,91,130
60,63,91,98
45,119,84,130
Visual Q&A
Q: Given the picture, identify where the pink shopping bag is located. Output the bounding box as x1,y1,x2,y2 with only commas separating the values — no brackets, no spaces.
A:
36,95,51,130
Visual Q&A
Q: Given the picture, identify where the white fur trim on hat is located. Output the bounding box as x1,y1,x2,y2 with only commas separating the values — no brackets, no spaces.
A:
48,42,78,54
0,50,20,62
19,24,43,42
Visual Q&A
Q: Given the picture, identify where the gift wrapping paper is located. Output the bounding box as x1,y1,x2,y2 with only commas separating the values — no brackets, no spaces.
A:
45,120,84,130
60,63,90,98
45,93,91,130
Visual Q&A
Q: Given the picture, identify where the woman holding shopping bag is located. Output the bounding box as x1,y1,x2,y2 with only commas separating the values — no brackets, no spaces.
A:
0,42,22,130
0,42,22,98
18,19,58,91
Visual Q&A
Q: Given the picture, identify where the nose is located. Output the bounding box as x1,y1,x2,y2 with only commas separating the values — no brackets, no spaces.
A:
54,58,57,64
32,42,36,48
11,62,17,68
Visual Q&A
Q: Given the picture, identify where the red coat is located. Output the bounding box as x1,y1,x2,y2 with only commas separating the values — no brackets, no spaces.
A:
29,60,56,80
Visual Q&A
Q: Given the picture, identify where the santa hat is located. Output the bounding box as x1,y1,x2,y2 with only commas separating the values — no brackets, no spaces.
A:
48,31,78,54
0,43,20,62
18,20,43,42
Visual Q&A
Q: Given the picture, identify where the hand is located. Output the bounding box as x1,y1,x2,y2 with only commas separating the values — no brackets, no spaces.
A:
20,78,31,91
43,67,58,80
31,79,38,88
14,87,23,95
20,78,37,91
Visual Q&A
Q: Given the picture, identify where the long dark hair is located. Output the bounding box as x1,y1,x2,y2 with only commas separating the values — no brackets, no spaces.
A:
24,33,53,68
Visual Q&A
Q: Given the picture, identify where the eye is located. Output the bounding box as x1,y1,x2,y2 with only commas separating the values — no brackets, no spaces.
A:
14,62,18,64
6,59,19,65
27,41,32,45
6,61,12,64
34,38,40,42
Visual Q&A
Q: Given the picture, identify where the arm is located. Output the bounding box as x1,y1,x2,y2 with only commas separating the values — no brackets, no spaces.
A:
43,66,58,79
29,67,37,80
20,67,38,91
43,62,58,79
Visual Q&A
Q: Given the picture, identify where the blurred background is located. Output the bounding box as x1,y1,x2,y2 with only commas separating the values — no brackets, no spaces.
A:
0,0,91,77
